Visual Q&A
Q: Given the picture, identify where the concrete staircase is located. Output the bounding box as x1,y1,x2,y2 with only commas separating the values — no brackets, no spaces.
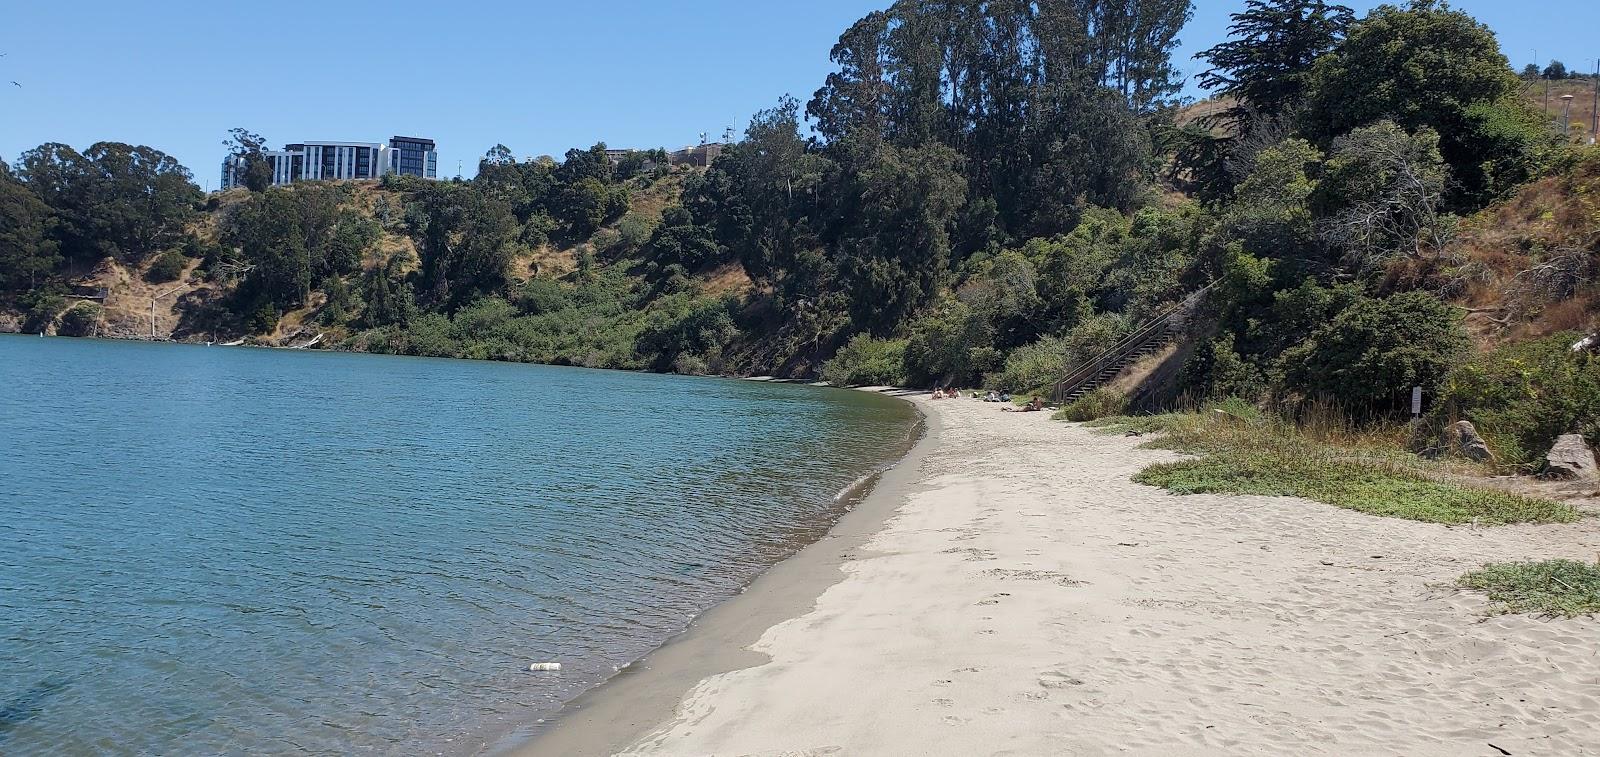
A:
1051,285,1212,405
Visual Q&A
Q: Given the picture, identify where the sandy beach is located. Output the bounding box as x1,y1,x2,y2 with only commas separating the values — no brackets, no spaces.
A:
521,395,1600,756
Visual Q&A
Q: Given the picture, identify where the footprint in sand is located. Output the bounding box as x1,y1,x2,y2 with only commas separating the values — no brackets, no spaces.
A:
932,698,955,707
1038,671,1085,689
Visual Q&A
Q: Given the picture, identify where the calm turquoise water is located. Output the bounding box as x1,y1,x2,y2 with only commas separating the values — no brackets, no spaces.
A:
0,335,917,755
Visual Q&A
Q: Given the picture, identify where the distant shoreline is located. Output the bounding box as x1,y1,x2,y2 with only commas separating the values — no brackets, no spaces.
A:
0,331,830,385
499,390,935,756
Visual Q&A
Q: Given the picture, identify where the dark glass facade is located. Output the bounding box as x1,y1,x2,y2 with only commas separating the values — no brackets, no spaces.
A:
390,136,437,178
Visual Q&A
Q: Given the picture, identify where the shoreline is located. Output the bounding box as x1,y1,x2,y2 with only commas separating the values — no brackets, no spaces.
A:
516,397,1600,756
0,332,835,386
498,390,939,756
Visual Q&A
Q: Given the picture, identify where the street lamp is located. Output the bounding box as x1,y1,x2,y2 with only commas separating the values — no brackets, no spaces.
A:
1562,94,1576,138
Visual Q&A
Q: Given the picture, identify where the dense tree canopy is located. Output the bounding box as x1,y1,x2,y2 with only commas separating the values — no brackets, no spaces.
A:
1300,0,1529,206
17,141,200,265
806,0,1178,247
0,164,60,291
219,184,378,323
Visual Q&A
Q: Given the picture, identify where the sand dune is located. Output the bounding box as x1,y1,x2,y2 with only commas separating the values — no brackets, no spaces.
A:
544,397,1600,756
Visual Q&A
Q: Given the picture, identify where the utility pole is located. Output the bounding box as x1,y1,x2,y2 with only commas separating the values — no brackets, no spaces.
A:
1545,70,1552,119
151,286,184,340
1592,58,1599,144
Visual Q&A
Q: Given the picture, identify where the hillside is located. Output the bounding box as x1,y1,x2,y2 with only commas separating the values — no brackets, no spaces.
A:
1391,147,1600,345
4,0,1598,471
12,165,751,341
1524,77,1600,143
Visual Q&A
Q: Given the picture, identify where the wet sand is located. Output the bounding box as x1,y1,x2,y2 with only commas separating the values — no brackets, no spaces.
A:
516,395,1600,756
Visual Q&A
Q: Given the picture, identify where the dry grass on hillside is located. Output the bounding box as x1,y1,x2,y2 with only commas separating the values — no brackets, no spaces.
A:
1177,77,1600,139
74,257,215,339
1522,77,1600,143
1389,147,1600,345
700,261,756,297
508,171,693,284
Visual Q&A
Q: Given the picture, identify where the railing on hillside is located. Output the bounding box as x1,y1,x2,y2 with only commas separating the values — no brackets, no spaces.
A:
1051,283,1214,404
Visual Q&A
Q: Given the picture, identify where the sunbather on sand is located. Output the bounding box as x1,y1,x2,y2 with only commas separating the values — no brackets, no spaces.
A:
1003,396,1046,413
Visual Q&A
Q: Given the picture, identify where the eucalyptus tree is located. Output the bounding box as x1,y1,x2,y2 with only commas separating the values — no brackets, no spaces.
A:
223,128,274,192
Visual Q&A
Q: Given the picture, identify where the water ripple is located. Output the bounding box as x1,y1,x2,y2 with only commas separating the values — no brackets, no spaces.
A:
0,336,916,755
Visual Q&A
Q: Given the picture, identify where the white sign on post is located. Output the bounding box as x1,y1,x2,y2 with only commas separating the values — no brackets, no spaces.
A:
1411,386,1423,417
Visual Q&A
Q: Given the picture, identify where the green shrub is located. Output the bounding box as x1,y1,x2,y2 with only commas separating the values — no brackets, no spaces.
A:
19,288,67,333
635,297,737,372
1434,333,1600,466
987,336,1069,392
902,298,996,386
514,278,571,315
1459,560,1600,617
57,302,102,337
1055,388,1129,422
1209,396,1264,423
821,334,908,387
1280,291,1469,417
614,213,656,255
246,300,279,334
1063,312,1131,366
671,353,710,376
1179,333,1264,402
144,249,188,283
318,275,358,325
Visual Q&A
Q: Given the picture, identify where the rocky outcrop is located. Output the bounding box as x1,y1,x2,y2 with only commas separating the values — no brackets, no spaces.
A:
1447,421,1496,463
1572,333,1598,355
1544,434,1599,481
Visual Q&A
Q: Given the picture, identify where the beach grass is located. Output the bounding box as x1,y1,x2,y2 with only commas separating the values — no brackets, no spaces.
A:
1135,453,1575,525
1091,402,1578,526
1052,388,1128,422
1459,560,1600,617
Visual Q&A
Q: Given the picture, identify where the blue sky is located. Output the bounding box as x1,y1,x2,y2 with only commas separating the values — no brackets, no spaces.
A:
1,1,1594,187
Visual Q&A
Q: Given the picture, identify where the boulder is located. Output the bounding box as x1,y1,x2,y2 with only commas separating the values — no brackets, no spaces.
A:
1446,421,1495,463
1544,434,1599,481
1571,333,1598,354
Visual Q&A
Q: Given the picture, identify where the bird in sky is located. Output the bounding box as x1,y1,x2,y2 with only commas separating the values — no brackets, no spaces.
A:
10,81,20,88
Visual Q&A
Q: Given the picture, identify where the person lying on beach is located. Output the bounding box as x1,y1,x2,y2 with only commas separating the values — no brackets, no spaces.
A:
1004,396,1047,413
983,391,1001,402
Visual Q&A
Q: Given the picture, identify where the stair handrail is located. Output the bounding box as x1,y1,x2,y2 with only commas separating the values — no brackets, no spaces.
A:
1052,283,1214,403
1051,314,1173,401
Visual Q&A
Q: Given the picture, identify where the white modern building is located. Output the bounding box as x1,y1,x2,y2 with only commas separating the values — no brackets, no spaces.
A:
221,136,438,190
